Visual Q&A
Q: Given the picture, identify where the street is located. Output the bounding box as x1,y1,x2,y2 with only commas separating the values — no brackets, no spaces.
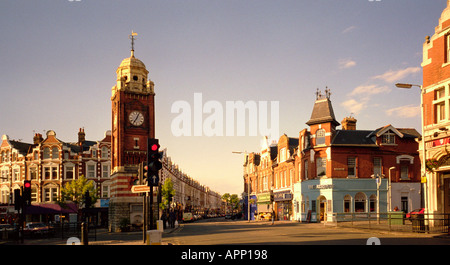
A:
164,218,450,245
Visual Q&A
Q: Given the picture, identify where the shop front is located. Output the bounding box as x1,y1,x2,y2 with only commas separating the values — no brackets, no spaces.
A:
256,192,273,220
274,190,292,221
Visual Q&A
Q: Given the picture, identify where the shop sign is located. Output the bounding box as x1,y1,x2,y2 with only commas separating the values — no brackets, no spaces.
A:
257,193,272,203
427,136,450,148
308,184,334,190
273,191,292,201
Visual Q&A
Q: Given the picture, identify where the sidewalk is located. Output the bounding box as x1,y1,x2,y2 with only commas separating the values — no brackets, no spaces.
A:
2,224,183,245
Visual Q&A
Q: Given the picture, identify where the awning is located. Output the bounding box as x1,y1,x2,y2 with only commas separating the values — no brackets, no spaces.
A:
24,203,78,215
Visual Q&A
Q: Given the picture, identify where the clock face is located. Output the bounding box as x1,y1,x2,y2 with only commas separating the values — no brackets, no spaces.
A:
129,111,144,126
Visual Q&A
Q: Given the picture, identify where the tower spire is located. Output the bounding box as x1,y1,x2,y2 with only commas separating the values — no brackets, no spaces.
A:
129,31,138,57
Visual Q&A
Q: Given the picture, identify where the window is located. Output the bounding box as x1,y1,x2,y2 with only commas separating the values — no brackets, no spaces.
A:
369,194,377,212
43,165,58,180
434,87,446,123
304,160,309,180
30,167,37,180
446,34,450,63
102,184,110,198
1,190,9,203
344,195,352,213
43,148,50,159
316,129,325,145
65,165,74,180
347,157,356,177
12,168,19,182
373,157,382,178
87,164,96,178
101,146,109,159
401,165,409,180
102,164,110,178
435,102,446,122
355,192,366,212
44,187,58,202
279,148,286,162
382,131,396,144
316,157,326,177
51,147,59,159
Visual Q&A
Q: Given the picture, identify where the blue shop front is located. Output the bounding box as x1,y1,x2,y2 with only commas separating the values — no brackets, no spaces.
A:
293,178,388,222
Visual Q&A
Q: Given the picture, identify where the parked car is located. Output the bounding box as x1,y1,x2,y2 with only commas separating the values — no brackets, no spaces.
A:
406,208,425,220
182,212,194,223
24,222,51,237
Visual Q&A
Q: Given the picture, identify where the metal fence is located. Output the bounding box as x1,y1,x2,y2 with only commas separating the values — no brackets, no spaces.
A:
330,212,450,234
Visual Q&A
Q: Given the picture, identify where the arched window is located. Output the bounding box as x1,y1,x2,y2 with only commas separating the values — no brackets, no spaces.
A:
43,147,50,159
344,195,352,213
52,147,59,159
316,129,325,145
355,192,367,212
369,194,377,212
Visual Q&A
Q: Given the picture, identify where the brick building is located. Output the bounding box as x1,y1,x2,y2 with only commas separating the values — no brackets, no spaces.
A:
243,89,421,222
0,129,111,224
421,0,450,217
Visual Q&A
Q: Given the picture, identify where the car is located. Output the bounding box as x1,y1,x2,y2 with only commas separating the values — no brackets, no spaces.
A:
0,224,14,232
406,208,425,220
225,214,232,219
24,222,51,237
182,212,194,223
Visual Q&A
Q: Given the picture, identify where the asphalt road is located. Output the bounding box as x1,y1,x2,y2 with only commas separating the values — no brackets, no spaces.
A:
164,218,450,245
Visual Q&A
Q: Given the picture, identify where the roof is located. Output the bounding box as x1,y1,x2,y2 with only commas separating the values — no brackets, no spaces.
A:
331,130,377,147
306,98,340,126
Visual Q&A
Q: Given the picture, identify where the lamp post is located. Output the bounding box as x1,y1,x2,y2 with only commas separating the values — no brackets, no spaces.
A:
395,83,427,212
388,167,396,212
232,151,251,222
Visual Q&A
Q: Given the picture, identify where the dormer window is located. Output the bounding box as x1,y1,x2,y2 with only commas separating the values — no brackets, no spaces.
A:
382,131,396,144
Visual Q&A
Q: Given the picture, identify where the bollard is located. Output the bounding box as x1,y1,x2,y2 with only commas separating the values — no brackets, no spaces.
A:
146,229,162,245
81,222,88,245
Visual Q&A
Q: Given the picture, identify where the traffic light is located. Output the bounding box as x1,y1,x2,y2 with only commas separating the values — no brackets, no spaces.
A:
14,189,22,211
23,180,32,206
147,138,162,186
84,190,92,208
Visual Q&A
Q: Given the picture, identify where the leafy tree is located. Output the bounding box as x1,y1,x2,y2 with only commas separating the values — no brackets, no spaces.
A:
58,175,99,208
160,178,176,210
222,193,240,212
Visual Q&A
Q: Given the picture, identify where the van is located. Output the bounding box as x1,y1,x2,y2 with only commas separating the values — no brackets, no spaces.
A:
182,212,194,223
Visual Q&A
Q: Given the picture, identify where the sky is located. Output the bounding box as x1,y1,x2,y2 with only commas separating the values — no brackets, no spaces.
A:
0,0,447,196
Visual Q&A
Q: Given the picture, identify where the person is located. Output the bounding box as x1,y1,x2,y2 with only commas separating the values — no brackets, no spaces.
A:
393,206,399,211
169,211,175,228
161,211,167,229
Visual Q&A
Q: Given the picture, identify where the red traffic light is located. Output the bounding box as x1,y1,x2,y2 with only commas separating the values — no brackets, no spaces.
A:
24,181,31,189
151,144,159,151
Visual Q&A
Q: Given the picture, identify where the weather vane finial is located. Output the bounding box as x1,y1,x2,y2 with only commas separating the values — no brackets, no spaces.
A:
129,31,138,56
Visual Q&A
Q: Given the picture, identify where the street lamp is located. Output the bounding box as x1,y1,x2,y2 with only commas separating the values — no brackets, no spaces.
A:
395,82,427,212
388,166,396,212
232,151,251,222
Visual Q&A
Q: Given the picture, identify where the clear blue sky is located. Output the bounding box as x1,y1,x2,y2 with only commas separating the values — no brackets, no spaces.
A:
0,0,446,195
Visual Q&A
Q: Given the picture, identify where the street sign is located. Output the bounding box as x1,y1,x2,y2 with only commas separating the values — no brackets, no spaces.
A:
131,185,151,193
149,175,159,186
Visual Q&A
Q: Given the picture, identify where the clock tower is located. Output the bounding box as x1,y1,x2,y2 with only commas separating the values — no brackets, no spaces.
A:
109,32,155,231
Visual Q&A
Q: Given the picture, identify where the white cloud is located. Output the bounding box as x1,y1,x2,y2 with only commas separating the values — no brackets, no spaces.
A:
342,26,357,34
349,84,391,96
341,98,369,115
339,58,356,69
385,104,420,118
372,67,421,83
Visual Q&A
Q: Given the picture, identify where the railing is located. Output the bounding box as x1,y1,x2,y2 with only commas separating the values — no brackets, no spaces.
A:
330,212,450,234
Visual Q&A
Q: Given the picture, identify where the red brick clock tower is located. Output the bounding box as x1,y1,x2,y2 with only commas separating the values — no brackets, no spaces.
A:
109,32,155,231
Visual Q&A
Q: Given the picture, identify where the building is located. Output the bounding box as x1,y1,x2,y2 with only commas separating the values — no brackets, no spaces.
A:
421,0,450,218
243,89,422,223
0,129,111,225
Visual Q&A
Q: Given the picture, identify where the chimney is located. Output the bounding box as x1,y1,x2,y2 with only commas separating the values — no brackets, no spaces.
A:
342,117,357,130
33,133,43,144
78,128,86,145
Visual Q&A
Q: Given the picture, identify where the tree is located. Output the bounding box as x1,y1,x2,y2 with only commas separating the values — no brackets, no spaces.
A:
222,193,240,213
58,175,99,208
160,178,176,210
